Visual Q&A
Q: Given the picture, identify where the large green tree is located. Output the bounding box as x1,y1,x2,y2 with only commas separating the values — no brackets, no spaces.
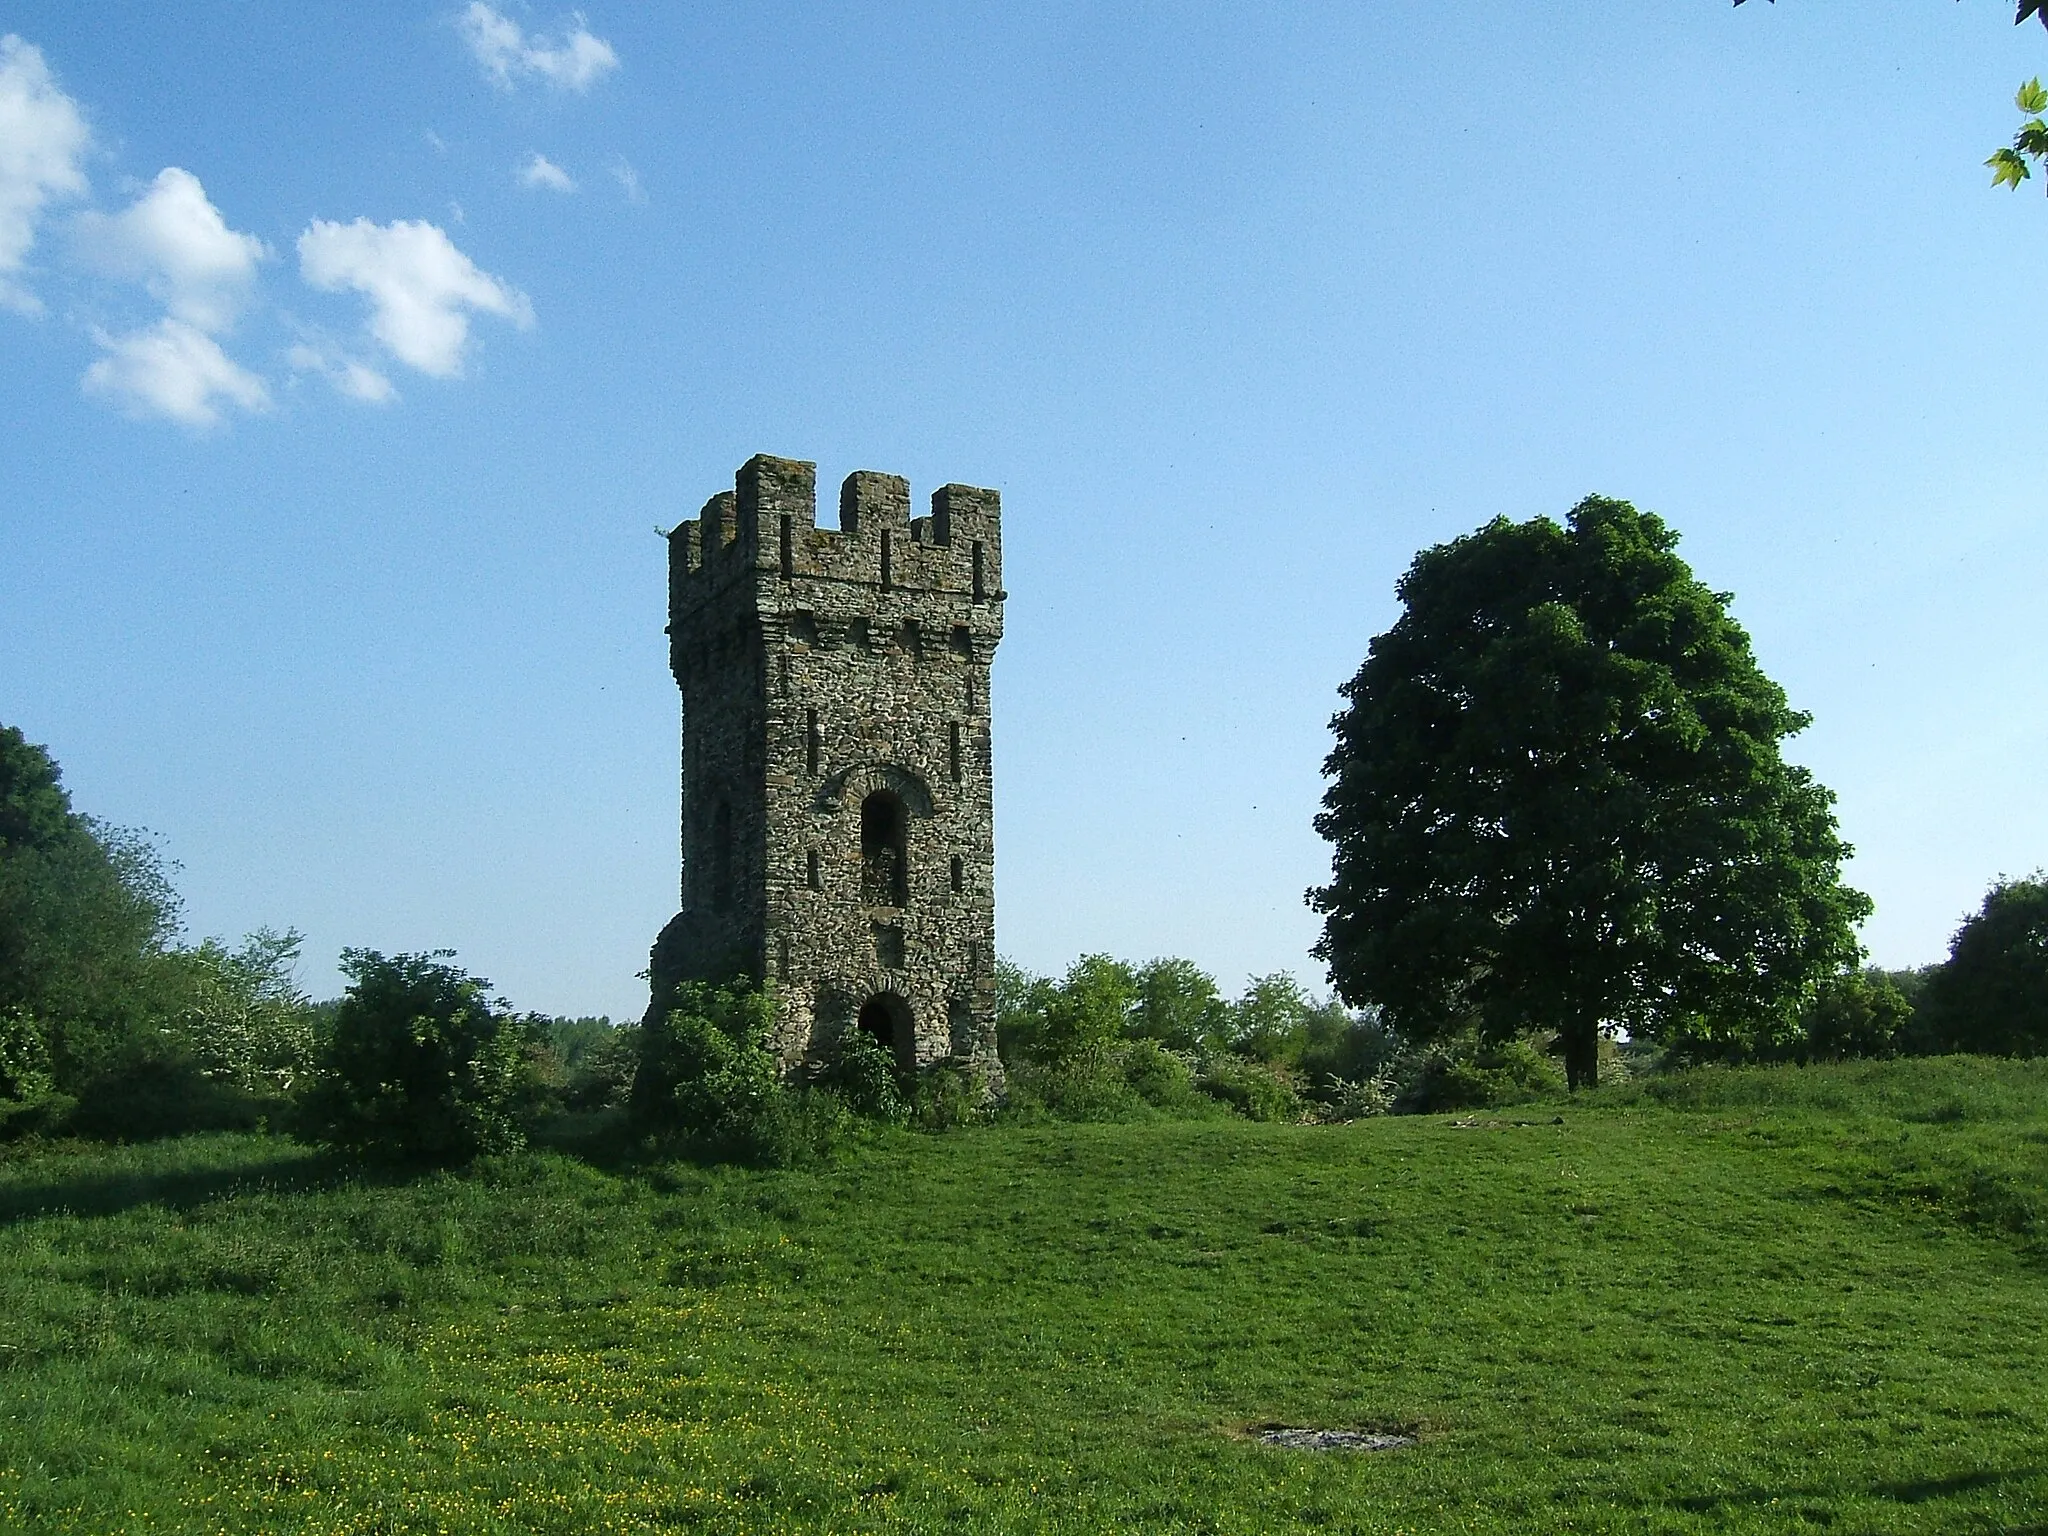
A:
1310,497,1869,1089
0,724,181,1085
1919,876,2048,1056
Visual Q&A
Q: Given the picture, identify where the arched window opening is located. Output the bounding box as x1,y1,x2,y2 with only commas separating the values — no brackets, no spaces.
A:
856,992,913,1069
860,789,909,907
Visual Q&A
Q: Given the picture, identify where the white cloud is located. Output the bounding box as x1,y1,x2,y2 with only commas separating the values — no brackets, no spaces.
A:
0,35,91,314
287,341,396,404
519,152,576,193
297,216,532,377
610,158,645,205
458,4,618,92
83,317,271,426
72,167,266,331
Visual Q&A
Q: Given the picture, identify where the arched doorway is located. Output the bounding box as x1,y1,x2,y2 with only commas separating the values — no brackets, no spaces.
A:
860,788,909,906
856,992,913,1069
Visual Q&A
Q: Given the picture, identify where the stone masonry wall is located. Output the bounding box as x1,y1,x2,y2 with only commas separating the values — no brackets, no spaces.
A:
648,454,1005,1085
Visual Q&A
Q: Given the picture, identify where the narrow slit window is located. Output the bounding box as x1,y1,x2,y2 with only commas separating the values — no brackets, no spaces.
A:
971,541,985,602
779,515,794,578
950,854,964,894
948,721,962,782
880,529,893,591
805,708,819,774
807,848,821,891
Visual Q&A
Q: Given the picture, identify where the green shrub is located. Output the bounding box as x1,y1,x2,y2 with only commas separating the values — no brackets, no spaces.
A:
1297,1006,1402,1085
0,1005,52,1103
913,1061,992,1130
631,978,831,1166
1398,1034,1566,1113
1120,1038,1198,1108
66,1034,274,1140
0,1005,67,1139
1197,1056,1303,1122
298,950,529,1163
1128,958,1230,1051
167,928,320,1095
560,1022,640,1111
822,1024,908,1123
1002,1048,1143,1122
1313,1074,1395,1121
1227,974,1319,1063
1797,969,1912,1062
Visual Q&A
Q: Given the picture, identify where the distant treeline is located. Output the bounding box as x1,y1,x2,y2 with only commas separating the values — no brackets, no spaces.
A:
4,720,2046,1164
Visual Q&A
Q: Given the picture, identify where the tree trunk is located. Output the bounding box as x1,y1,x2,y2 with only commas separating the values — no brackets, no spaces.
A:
1563,1023,1599,1092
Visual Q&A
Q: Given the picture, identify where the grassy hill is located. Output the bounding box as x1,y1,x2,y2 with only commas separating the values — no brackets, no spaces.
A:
1,1056,2044,1534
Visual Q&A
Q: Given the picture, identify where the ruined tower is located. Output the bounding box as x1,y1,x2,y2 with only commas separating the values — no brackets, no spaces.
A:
647,454,1005,1083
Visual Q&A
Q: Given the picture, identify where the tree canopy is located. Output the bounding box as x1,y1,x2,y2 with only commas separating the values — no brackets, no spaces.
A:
1919,876,2048,1056
0,724,181,1082
1310,497,1869,1088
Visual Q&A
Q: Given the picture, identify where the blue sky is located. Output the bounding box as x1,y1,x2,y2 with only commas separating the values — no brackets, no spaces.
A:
3,2,2044,1019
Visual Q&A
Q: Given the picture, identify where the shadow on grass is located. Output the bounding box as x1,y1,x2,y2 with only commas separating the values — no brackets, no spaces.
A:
0,1112,664,1227
0,1148,378,1226
1669,1465,2046,1517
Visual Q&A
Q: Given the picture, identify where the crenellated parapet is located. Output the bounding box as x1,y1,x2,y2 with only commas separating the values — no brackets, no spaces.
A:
668,455,1003,630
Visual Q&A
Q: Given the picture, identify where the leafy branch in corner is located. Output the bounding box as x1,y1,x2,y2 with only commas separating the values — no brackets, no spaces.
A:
1732,3,2048,191
1989,77,2048,189
1732,0,2048,22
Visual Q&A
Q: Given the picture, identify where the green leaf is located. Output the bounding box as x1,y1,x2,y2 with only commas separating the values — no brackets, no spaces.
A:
2018,77,2048,115
1988,147,2031,189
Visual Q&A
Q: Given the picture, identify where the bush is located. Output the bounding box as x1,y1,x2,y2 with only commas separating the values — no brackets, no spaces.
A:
1129,959,1229,1052
821,1024,908,1123
65,1035,272,1140
298,950,530,1163
913,1061,992,1130
1398,1034,1566,1113
0,1005,68,1139
1920,877,2048,1057
1002,1047,1150,1122
1313,1074,1395,1121
1197,1056,1303,1122
1120,1038,1198,1109
0,1005,52,1103
631,978,833,1166
560,1022,640,1111
1797,969,1912,1062
1297,1004,1402,1086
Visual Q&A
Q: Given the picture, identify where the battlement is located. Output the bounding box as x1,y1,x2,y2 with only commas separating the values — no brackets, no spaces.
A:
668,455,1002,621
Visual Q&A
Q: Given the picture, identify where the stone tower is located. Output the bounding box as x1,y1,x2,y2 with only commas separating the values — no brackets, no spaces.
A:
647,454,1005,1084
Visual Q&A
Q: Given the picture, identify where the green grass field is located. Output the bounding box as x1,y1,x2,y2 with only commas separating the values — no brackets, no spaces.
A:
1,1056,2044,1534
